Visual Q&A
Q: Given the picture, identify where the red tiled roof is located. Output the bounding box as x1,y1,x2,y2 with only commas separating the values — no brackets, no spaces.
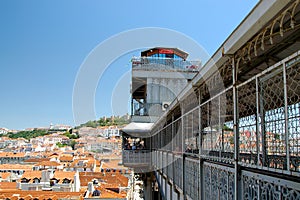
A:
0,172,11,180
34,161,61,167
53,171,75,183
93,185,127,198
0,191,84,199
0,164,33,170
21,171,42,180
24,158,50,163
0,182,17,190
59,155,73,162
101,159,127,170
79,171,128,189
0,152,25,158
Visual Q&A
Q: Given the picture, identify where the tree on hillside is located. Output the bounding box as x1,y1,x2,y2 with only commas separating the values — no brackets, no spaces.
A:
4,129,49,140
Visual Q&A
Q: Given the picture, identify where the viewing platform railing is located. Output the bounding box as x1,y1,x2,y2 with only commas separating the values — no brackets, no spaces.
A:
122,150,151,167
131,57,201,72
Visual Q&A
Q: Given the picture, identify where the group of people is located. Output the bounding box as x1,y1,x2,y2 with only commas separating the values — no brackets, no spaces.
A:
124,138,145,150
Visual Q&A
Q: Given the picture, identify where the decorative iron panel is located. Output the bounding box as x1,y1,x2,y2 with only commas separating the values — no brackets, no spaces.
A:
242,170,300,200
174,156,183,189
174,118,183,153
184,158,200,200
167,153,173,181
203,162,234,200
286,59,300,172
238,79,259,166
162,152,167,175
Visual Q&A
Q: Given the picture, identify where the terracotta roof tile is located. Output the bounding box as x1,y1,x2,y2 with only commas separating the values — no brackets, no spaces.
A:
101,159,127,170
0,191,84,199
24,157,50,163
21,171,42,179
0,182,17,190
59,155,73,162
0,172,11,179
0,164,33,170
92,185,127,198
79,171,128,189
0,152,25,158
34,161,61,167
53,171,75,183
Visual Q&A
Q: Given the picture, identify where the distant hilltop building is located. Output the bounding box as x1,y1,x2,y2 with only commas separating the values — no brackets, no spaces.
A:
101,126,120,138
78,126,121,138
49,124,72,131
0,128,9,135
78,127,100,136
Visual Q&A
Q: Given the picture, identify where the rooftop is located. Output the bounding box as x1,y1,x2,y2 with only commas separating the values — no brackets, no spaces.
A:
0,191,84,200
141,47,189,60
0,164,33,170
0,152,25,158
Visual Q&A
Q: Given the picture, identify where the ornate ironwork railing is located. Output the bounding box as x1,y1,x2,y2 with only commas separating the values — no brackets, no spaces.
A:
150,51,300,199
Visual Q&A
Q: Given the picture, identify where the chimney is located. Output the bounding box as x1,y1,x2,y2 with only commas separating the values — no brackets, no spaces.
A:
88,182,94,193
74,171,80,192
41,170,50,183
17,182,22,190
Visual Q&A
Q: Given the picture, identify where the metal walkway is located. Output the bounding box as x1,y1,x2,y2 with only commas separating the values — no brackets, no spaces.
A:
148,1,300,199
151,51,300,199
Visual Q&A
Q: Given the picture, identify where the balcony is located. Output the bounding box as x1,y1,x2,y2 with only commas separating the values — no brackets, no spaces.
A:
122,150,151,168
121,124,152,170
132,57,201,72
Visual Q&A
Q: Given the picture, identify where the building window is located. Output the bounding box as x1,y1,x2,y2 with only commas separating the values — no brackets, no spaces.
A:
62,178,70,184
21,178,29,183
33,178,40,183
50,179,58,186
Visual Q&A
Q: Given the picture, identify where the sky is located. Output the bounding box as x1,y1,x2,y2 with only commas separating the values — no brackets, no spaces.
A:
0,0,258,130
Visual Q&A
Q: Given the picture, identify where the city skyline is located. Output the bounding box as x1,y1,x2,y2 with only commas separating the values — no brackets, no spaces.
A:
0,1,258,130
